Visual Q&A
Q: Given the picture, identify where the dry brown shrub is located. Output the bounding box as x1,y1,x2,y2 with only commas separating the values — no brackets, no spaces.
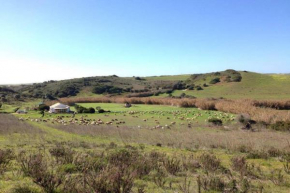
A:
252,100,290,110
195,99,216,110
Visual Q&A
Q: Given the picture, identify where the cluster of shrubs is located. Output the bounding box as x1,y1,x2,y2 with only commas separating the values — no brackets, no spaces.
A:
224,69,243,82
127,89,173,98
13,145,192,192
0,86,15,93
172,81,187,90
134,76,145,80
171,93,196,99
208,118,223,126
172,81,205,91
23,83,80,99
92,85,124,94
252,100,290,110
38,104,50,111
188,85,203,90
0,144,270,193
269,121,290,132
74,104,95,113
236,113,290,132
209,78,220,84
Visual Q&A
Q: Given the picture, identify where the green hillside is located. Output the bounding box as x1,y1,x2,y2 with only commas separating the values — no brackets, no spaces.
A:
2,70,290,102
172,72,290,99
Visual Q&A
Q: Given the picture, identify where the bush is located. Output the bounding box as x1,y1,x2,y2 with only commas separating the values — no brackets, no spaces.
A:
231,156,248,176
13,107,20,113
0,149,14,174
246,150,269,159
38,104,49,111
59,163,77,174
199,153,221,172
11,185,40,193
208,118,223,126
17,151,64,193
269,121,290,131
237,114,251,125
57,84,79,97
98,109,105,113
231,74,242,82
49,144,75,164
196,100,216,110
198,174,225,192
209,78,220,84
180,93,186,98
74,105,95,114
163,157,182,175
173,81,186,90
87,165,136,193
195,85,203,90
88,107,95,113
135,77,142,80
92,85,123,94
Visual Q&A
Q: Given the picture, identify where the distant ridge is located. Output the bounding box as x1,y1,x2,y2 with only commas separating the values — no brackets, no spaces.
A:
1,70,290,101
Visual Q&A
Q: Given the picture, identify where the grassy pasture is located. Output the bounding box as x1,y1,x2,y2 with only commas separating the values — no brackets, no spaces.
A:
18,103,235,128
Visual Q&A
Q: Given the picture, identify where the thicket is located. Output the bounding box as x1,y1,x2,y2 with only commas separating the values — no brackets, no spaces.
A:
74,104,95,113
209,78,220,84
208,118,223,126
270,121,290,131
38,104,50,111
92,85,124,94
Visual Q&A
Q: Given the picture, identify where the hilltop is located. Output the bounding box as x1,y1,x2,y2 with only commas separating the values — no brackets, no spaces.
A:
1,70,290,102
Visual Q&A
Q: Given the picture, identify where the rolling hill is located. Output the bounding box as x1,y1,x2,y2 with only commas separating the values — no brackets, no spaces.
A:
172,71,290,99
1,70,290,102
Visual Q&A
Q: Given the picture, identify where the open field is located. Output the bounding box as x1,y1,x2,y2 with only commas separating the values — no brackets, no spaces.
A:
15,103,235,128
0,101,290,192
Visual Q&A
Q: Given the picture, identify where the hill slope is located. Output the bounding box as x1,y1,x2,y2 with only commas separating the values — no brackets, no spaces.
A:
173,72,290,99
2,70,290,101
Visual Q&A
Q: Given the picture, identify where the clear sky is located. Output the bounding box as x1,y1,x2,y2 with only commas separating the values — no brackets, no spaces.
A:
1,0,289,84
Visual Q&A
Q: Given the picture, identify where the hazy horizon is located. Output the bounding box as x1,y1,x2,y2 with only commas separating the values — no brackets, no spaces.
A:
1,0,289,84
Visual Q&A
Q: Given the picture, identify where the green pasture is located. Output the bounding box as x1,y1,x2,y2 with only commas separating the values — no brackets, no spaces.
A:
16,103,235,128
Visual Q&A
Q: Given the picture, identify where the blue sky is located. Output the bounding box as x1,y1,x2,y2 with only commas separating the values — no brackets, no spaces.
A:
0,0,289,83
